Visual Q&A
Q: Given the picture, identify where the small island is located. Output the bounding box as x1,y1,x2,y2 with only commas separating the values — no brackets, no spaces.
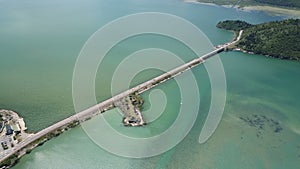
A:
114,93,146,126
216,19,300,60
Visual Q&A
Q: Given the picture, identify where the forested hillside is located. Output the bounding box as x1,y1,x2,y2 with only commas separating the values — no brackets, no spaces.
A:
254,0,300,8
217,19,300,60
216,20,253,31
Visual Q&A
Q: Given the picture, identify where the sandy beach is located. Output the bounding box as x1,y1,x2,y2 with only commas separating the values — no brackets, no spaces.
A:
184,0,300,18
242,5,300,18
183,0,218,7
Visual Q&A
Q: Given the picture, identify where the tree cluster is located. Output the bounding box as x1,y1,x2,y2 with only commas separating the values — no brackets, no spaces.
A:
217,19,300,60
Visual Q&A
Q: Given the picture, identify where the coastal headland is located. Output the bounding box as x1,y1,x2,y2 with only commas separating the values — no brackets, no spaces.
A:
216,19,300,60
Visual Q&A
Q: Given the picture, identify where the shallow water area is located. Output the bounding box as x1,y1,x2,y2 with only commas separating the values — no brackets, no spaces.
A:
0,0,299,168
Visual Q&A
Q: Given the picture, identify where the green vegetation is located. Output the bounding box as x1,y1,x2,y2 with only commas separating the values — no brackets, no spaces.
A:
217,19,300,60
195,0,300,8
216,20,252,31
254,0,300,8
0,120,81,169
0,154,18,168
129,93,144,109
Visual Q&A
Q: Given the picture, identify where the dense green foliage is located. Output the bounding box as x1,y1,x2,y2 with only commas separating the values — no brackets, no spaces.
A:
196,0,300,8
0,154,19,168
216,20,253,31
217,19,300,60
254,0,300,8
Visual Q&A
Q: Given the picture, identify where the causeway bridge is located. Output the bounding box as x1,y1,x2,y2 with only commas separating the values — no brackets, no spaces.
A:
0,30,243,163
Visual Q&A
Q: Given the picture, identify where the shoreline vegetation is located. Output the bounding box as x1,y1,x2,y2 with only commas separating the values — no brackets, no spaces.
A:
216,19,300,60
184,0,300,18
4,123,79,168
0,93,145,168
0,109,81,169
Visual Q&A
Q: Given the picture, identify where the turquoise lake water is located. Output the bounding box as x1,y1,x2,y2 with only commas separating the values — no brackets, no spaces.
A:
0,0,299,168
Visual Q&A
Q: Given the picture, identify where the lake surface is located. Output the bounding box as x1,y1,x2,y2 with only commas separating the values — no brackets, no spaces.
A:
0,0,299,168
